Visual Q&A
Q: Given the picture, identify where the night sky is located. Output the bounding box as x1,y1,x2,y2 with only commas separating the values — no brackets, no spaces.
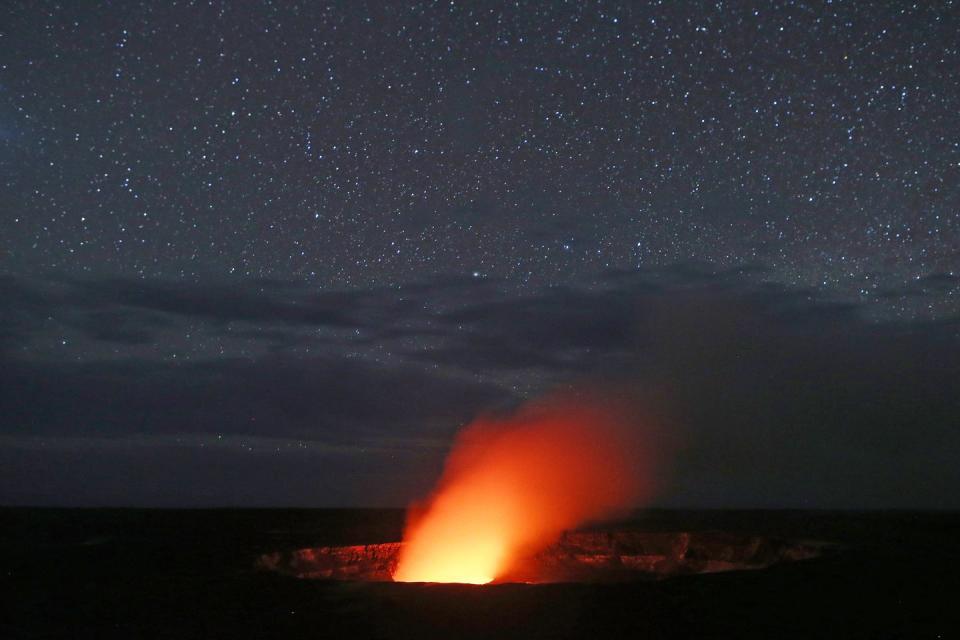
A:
1,1,958,507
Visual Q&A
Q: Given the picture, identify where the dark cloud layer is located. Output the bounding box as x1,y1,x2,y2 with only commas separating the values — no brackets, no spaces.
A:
1,266,958,507
0,357,510,441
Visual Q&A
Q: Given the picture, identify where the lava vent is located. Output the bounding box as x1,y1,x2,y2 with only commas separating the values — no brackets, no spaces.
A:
257,530,829,584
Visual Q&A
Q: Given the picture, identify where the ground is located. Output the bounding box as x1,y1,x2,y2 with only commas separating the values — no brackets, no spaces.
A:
2,508,957,638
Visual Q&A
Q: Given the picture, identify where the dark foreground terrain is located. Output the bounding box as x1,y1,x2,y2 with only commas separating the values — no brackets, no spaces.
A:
3,508,958,639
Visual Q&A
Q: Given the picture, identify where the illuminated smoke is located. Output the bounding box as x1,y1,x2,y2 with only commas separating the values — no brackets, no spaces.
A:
393,390,658,584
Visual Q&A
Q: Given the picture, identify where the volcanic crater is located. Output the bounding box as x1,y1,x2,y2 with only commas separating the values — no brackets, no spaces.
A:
257,529,830,584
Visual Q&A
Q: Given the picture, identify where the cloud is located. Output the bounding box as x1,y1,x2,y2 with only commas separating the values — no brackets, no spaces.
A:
0,356,512,441
1,265,958,507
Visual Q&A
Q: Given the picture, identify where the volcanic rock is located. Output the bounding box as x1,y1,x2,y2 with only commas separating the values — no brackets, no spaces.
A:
258,530,828,583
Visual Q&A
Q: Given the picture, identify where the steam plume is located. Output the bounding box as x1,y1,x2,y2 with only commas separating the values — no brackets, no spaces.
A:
393,389,658,583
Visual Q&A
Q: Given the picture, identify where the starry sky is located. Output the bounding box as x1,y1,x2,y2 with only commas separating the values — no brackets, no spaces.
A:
1,1,958,507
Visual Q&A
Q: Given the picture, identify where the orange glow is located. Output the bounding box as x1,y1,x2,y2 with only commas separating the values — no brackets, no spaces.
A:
393,391,655,584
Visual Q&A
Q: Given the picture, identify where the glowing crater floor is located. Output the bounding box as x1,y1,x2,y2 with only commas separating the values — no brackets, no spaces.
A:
257,530,832,584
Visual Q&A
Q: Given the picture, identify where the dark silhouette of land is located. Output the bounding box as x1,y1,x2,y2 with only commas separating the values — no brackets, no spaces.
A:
3,508,957,638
